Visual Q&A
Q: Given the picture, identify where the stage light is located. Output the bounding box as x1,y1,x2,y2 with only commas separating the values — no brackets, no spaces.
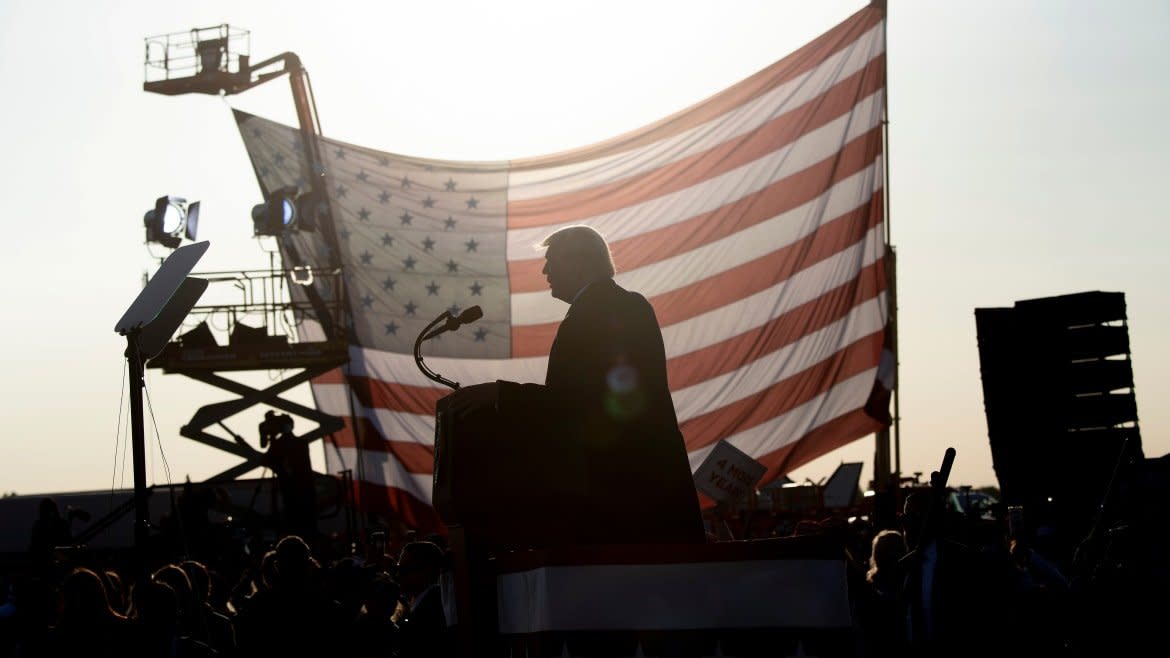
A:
229,321,269,346
178,321,218,348
185,201,201,241
144,195,198,249
294,191,327,232
251,186,299,236
251,186,323,236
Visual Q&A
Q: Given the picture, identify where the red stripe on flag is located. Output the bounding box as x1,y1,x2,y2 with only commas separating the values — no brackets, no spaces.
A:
648,210,882,331
328,378,445,417
507,130,884,293
332,345,880,477
313,368,347,385
680,331,885,451
335,259,884,420
328,416,435,474
512,202,884,357
507,56,885,229
755,406,885,482
668,258,886,390
348,377,448,417
351,478,443,533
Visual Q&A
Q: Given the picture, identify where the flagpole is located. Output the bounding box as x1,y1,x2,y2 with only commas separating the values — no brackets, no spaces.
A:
872,0,901,498
882,1,902,482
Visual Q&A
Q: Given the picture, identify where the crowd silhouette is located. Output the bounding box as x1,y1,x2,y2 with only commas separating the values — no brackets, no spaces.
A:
0,494,452,658
0,462,1166,658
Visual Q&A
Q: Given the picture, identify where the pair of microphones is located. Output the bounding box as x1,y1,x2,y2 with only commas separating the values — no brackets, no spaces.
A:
420,305,483,341
414,305,484,390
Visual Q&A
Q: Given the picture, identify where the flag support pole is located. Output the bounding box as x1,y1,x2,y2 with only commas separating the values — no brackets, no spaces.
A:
873,0,901,497
884,1,902,483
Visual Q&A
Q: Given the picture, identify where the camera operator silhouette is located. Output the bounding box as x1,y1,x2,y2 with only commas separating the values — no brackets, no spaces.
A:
258,410,317,538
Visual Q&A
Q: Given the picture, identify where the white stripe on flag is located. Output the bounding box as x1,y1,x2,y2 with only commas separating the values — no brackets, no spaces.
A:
346,345,549,389
506,93,884,252
325,289,886,434
320,335,881,461
671,294,887,419
510,162,884,324
314,384,436,446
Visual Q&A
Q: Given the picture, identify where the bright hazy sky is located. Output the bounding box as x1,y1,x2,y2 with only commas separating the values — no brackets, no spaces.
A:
1,1,1167,497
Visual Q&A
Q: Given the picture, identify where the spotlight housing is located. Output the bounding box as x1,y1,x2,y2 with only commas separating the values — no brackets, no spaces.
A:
185,201,201,241
250,186,323,236
293,190,327,232
144,195,197,249
251,186,301,236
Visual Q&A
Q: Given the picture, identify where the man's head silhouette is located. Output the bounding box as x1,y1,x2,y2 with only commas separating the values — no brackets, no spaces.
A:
540,225,616,303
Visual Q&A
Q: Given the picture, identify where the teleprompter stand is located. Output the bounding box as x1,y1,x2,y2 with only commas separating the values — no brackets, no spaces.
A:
114,241,211,574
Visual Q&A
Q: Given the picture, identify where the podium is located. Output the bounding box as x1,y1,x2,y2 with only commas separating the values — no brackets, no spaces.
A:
433,391,590,542
433,388,590,656
430,370,708,656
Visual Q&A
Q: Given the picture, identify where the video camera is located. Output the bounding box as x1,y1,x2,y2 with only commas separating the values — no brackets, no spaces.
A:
259,411,295,449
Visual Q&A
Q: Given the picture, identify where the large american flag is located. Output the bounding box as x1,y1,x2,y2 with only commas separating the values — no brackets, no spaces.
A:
236,5,891,529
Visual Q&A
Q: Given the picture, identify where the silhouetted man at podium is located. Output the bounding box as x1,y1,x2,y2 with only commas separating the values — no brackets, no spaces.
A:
454,225,703,545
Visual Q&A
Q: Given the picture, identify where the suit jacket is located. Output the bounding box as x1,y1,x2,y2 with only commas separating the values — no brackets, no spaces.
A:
396,585,450,658
501,278,704,545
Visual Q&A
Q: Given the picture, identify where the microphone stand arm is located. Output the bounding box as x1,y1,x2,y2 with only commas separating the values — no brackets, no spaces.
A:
414,313,461,390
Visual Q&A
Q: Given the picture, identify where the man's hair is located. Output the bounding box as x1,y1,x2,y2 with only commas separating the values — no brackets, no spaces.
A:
398,540,444,577
540,225,616,279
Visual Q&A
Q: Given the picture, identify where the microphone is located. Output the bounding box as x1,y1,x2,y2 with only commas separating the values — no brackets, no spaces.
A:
421,305,483,341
